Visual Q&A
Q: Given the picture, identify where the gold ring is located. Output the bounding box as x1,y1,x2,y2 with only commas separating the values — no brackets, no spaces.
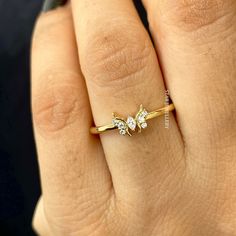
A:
90,104,175,136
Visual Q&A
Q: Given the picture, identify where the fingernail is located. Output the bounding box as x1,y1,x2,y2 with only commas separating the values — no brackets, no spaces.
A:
42,0,68,12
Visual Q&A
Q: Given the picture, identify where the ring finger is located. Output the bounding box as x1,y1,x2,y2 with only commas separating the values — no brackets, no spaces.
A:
71,0,184,202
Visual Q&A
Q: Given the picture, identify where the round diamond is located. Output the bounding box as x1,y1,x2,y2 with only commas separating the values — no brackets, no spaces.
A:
119,129,126,135
118,122,125,129
138,116,145,123
112,119,118,126
140,110,148,118
141,122,147,129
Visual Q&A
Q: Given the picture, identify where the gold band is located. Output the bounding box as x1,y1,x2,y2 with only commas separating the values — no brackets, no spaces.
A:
90,104,175,136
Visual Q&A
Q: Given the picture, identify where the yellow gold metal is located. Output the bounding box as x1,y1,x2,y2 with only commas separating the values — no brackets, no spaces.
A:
90,104,175,135
146,103,175,120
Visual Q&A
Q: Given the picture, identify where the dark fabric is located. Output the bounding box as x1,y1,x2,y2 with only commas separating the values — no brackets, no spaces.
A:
0,1,42,235
0,1,147,235
42,0,68,12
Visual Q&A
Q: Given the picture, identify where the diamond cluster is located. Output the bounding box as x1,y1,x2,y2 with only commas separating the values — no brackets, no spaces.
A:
112,118,130,136
136,108,148,130
112,105,149,136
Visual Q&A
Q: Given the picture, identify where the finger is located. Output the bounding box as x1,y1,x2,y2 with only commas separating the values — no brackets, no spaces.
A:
71,0,184,200
32,197,52,236
143,0,236,161
31,5,112,233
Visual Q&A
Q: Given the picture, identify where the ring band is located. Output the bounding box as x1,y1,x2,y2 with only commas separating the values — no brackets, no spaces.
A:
90,104,175,136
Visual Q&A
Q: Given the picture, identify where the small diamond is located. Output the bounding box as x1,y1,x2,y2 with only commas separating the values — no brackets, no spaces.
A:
119,129,126,135
118,122,125,129
138,116,145,123
112,119,118,126
140,110,148,118
141,122,147,129
127,116,136,131
143,110,148,116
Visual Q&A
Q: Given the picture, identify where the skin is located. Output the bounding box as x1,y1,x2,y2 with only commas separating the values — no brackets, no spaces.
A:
31,0,236,235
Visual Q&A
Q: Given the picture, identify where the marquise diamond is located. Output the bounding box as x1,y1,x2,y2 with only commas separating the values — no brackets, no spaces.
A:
127,116,136,131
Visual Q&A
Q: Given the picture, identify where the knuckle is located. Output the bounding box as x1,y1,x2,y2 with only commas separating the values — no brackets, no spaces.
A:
43,196,111,236
81,22,153,89
32,71,85,134
160,0,235,33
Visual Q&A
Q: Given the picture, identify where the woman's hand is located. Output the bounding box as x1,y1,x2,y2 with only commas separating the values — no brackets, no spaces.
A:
32,0,236,235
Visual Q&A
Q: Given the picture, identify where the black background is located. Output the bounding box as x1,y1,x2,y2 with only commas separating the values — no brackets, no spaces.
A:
0,1,147,235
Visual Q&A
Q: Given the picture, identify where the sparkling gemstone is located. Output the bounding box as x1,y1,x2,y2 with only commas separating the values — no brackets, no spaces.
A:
112,119,118,126
143,110,148,116
119,129,126,135
138,116,145,123
127,116,136,131
137,109,148,128
141,122,148,129
118,122,125,129
139,111,148,118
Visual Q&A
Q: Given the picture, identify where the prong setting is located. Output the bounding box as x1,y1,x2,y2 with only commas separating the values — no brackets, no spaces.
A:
135,105,148,132
112,105,149,136
112,115,131,136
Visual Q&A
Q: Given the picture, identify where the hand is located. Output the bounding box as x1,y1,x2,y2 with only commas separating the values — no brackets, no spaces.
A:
32,0,236,235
